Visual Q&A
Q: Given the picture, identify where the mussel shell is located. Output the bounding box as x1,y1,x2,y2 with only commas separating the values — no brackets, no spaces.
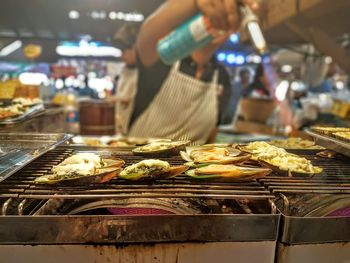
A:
186,146,242,157
132,141,190,156
235,144,252,154
185,166,271,182
236,144,323,176
34,167,122,186
34,158,125,186
180,148,250,164
119,165,189,181
103,158,125,168
258,160,323,177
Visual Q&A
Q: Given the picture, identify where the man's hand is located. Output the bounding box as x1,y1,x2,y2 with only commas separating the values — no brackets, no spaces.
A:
196,0,259,31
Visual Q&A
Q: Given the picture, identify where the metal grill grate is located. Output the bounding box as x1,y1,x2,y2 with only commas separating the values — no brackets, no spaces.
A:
0,148,273,201
259,154,350,195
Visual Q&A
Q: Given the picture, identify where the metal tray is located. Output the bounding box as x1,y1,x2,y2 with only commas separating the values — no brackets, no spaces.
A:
0,104,45,125
0,133,72,182
307,130,350,158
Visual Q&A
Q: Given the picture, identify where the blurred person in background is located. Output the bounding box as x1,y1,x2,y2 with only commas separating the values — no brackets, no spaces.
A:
310,62,337,93
113,24,140,134
242,63,270,98
128,0,258,144
222,68,251,124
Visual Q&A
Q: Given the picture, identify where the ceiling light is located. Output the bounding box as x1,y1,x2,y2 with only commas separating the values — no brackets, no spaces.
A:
124,14,134,21
0,40,22,57
132,13,144,22
217,52,226,62
69,10,80,19
116,12,125,20
281,64,293,73
291,81,305,92
335,81,344,90
226,54,236,64
65,76,75,87
99,11,107,19
325,56,333,64
109,11,117,20
19,72,48,85
275,80,289,101
236,55,245,65
107,11,144,22
91,11,100,20
230,34,240,44
55,79,64,89
56,44,122,58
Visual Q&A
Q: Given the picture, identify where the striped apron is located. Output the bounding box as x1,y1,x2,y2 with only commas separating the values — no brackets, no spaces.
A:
129,61,218,145
115,66,138,134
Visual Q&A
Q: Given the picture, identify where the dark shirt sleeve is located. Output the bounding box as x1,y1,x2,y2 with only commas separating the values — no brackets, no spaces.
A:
129,55,171,127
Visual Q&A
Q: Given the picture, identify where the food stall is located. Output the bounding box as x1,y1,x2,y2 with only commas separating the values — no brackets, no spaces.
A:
0,0,350,262
0,131,349,262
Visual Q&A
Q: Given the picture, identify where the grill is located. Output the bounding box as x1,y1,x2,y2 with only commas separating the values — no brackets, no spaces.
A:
0,147,280,248
1,146,350,263
0,148,275,217
267,154,350,263
258,154,350,217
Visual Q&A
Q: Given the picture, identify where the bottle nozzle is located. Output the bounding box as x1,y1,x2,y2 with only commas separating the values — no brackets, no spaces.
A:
239,5,268,55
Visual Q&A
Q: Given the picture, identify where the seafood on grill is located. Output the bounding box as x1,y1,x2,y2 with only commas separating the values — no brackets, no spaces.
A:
34,153,124,185
186,164,271,181
119,159,188,180
180,147,250,167
0,104,25,120
132,140,190,156
268,137,324,150
311,126,350,136
238,141,323,175
334,131,350,143
13,97,43,107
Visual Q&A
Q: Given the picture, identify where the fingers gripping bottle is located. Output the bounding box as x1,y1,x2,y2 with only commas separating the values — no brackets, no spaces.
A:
157,14,214,65
157,6,268,65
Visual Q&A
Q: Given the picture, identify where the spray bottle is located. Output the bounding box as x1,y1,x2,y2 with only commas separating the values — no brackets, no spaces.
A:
157,5,267,65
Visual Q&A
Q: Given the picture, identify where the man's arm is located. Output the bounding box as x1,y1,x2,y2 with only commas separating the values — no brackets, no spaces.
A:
137,0,257,67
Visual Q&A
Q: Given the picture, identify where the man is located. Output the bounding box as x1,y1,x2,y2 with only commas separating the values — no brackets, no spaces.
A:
128,0,258,144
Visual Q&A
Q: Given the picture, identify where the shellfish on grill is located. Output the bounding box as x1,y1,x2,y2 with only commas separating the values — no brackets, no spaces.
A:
119,159,188,181
132,140,190,156
237,141,323,176
186,164,271,181
34,153,125,185
180,147,250,167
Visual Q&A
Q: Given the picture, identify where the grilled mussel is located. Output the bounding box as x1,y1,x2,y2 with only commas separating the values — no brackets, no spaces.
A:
180,147,250,167
34,153,124,185
238,141,323,176
132,141,190,156
119,159,188,181
186,164,271,181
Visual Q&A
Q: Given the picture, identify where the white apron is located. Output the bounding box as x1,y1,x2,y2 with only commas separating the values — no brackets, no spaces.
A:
115,66,138,134
129,61,218,145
